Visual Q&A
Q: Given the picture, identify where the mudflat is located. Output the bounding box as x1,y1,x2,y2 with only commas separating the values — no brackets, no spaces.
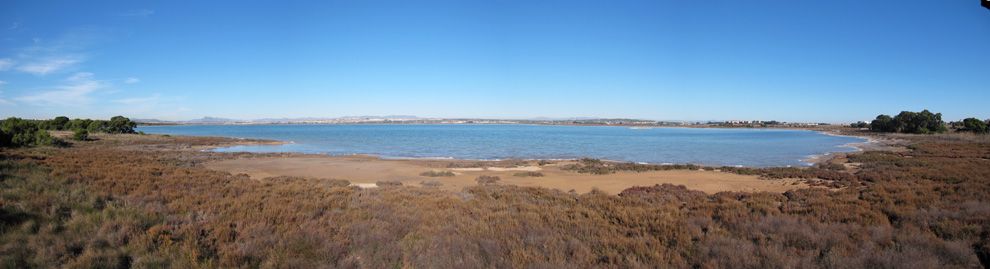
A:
205,155,806,194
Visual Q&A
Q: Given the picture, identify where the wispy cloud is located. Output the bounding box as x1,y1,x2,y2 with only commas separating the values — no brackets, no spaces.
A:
15,56,83,75
119,9,155,17
2,27,106,76
124,77,140,84
0,58,13,71
0,81,11,105
8,22,20,30
16,72,106,106
113,93,160,105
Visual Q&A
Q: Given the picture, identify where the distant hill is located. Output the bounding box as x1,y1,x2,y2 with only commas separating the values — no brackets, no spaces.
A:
186,117,242,124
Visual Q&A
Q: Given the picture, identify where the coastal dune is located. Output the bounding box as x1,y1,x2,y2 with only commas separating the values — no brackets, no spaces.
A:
205,155,807,194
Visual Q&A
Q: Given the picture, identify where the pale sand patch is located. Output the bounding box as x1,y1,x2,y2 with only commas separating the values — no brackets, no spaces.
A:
354,183,378,189
450,168,485,172
487,166,542,172
205,155,808,194
451,166,543,172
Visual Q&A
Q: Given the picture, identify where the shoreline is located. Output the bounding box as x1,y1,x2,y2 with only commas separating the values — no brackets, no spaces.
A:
105,134,823,194
151,127,877,169
203,154,811,194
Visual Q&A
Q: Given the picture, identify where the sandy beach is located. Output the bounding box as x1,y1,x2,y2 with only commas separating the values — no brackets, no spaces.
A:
205,155,808,194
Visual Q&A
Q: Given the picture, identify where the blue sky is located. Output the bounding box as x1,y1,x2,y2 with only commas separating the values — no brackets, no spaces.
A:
1,1,988,122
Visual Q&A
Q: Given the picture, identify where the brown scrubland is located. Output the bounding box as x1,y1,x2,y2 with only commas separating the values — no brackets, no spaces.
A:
1,132,989,268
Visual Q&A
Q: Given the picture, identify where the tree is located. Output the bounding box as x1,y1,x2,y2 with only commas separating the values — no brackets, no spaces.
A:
870,115,895,132
106,116,137,134
50,116,70,130
87,121,105,132
870,110,947,134
960,118,988,134
1,117,39,147
0,117,66,147
850,121,869,128
33,129,66,147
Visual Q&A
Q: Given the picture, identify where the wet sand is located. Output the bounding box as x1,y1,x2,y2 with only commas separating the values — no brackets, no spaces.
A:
205,155,808,194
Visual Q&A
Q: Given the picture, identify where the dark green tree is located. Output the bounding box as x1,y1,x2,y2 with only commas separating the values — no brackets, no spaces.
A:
87,121,106,132
50,116,70,130
869,115,895,132
1,117,39,147
106,116,137,134
872,110,946,134
960,118,988,134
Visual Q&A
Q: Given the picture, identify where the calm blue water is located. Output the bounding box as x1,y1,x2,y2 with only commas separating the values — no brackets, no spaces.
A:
137,124,864,167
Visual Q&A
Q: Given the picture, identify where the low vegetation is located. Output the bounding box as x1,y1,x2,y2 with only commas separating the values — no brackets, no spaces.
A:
419,170,455,177
475,175,500,185
563,158,701,174
512,171,544,177
1,130,989,267
376,180,403,187
420,180,443,188
72,129,89,141
0,116,137,148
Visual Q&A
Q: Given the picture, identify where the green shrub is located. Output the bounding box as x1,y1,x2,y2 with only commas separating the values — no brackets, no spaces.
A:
32,129,66,147
73,129,90,141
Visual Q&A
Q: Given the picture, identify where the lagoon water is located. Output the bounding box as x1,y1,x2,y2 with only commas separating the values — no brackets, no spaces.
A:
137,124,864,167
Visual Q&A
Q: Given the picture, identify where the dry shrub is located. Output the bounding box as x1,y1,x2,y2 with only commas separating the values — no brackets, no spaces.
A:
475,175,500,185
376,181,403,187
512,171,544,177
420,180,443,188
0,134,987,268
562,158,701,174
419,170,455,177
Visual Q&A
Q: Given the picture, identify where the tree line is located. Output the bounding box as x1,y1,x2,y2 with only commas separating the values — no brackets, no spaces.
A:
857,109,989,134
0,116,138,147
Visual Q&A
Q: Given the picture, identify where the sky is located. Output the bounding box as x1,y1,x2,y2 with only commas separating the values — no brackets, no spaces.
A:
1,1,988,123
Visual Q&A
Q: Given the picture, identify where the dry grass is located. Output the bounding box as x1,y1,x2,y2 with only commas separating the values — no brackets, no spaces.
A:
0,133,988,268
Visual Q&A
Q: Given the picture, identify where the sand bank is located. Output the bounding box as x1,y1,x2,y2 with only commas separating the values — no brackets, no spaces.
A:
205,155,807,194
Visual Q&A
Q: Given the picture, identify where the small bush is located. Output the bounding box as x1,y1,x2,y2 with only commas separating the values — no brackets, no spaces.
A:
33,129,67,147
420,170,455,177
376,181,403,187
475,175,500,185
326,179,351,187
73,129,90,141
512,171,544,177
420,181,443,188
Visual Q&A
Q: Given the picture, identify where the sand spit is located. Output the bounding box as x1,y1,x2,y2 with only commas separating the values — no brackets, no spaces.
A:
205,155,808,194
